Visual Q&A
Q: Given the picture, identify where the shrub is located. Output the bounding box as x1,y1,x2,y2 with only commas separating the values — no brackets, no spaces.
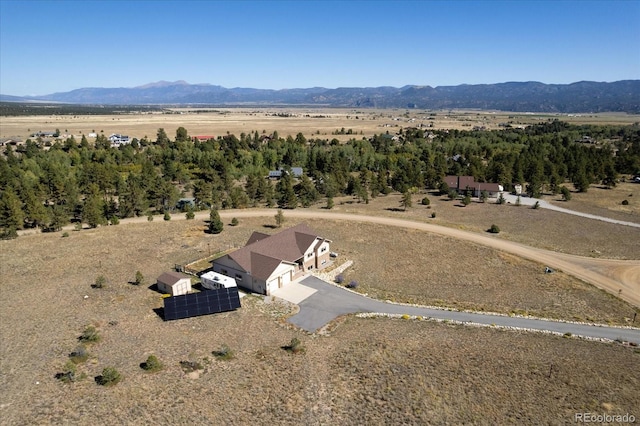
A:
421,197,430,206
346,280,358,289
74,222,82,231
431,212,436,218
230,217,239,226
622,199,629,205
488,224,500,234
532,201,540,209
147,212,154,221
335,274,344,284
515,195,521,206
163,211,171,221
109,216,119,225
92,275,106,289
141,354,163,372
496,193,506,205
96,367,121,386
283,337,304,354
55,360,78,383
62,232,69,238
212,344,235,361
79,325,100,343
179,360,203,373
69,345,89,364
134,270,144,286
185,210,195,220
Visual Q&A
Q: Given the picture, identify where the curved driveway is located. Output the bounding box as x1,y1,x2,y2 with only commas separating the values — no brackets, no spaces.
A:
289,276,640,345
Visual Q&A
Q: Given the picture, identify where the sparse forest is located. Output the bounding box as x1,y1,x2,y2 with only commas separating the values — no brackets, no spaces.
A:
1,120,639,237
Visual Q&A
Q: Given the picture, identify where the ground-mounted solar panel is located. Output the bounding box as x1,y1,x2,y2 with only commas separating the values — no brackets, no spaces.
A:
163,287,241,321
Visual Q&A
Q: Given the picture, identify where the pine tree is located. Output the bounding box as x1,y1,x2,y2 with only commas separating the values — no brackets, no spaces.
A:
0,187,24,232
209,208,223,234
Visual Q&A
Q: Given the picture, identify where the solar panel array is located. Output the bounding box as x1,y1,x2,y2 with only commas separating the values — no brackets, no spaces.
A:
163,287,241,321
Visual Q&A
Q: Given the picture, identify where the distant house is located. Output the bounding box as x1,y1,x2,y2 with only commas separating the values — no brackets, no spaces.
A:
157,271,192,296
200,271,237,290
268,167,303,179
30,131,56,138
444,175,503,198
212,223,331,295
108,134,130,146
176,198,195,210
192,135,216,142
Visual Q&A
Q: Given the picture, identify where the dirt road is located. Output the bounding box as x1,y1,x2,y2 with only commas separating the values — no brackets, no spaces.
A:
21,208,640,307
213,209,640,308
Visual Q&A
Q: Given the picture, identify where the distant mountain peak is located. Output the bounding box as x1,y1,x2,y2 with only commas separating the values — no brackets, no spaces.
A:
2,80,638,113
135,80,190,89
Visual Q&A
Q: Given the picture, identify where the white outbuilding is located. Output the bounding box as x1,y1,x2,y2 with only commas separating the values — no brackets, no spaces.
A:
200,271,237,290
157,271,192,296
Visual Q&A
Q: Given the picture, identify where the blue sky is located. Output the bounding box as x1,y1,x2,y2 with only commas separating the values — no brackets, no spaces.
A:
1,0,638,95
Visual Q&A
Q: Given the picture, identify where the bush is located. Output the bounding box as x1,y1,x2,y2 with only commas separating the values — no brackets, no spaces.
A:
92,275,106,289
346,280,358,289
96,367,121,386
335,274,344,284
147,212,154,221
496,193,506,204
134,270,144,286
55,361,78,383
109,216,119,225
283,337,304,354
79,325,100,343
212,344,235,361
179,360,203,373
141,354,163,372
62,231,69,238
69,345,89,364
421,197,430,206
185,210,195,220
622,199,629,205
230,217,239,226
532,201,540,209
488,224,501,234
163,211,171,221
431,211,436,218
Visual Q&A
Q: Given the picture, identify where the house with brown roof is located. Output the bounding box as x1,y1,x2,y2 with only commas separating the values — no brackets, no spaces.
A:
211,223,331,295
444,175,503,198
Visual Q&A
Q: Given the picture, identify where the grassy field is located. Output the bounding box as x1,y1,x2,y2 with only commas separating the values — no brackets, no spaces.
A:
1,211,639,423
2,108,639,142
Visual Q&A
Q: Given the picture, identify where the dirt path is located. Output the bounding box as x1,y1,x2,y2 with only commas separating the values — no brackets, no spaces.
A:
21,208,640,307
212,209,640,307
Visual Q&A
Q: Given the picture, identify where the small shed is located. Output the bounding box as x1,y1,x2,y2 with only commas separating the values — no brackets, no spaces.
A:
157,271,192,296
201,271,237,290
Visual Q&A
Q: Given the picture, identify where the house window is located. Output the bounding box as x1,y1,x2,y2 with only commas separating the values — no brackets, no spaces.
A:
221,269,228,275
321,259,327,265
235,274,243,281
307,253,313,258
307,265,313,270
321,247,327,253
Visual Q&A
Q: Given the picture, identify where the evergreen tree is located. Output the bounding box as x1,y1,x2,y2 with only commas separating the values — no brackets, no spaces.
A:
400,191,412,211
0,187,24,231
209,208,223,234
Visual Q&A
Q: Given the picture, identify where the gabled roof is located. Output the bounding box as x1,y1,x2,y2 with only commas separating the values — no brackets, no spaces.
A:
158,271,189,286
222,223,330,281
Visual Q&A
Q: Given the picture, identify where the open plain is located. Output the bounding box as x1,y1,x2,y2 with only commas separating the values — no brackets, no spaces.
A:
1,109,640,423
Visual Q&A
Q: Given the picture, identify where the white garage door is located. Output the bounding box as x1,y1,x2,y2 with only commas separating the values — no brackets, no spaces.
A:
281,271,292,286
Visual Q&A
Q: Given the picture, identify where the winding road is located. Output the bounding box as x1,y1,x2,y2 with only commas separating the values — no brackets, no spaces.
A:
218,209,640,308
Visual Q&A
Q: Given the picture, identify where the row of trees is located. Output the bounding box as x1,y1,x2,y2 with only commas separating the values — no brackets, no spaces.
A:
1,121,639,237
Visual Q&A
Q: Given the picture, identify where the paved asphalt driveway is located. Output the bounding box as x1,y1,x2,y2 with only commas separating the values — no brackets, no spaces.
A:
287,277,640,345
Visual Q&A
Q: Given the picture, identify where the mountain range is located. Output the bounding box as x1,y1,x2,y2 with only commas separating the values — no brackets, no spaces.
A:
2,80,639,113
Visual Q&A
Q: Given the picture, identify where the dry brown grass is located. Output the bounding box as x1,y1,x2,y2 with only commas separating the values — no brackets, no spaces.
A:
548,182,640,220
2,109,638,142
321,190,640,260
1,215,639,424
